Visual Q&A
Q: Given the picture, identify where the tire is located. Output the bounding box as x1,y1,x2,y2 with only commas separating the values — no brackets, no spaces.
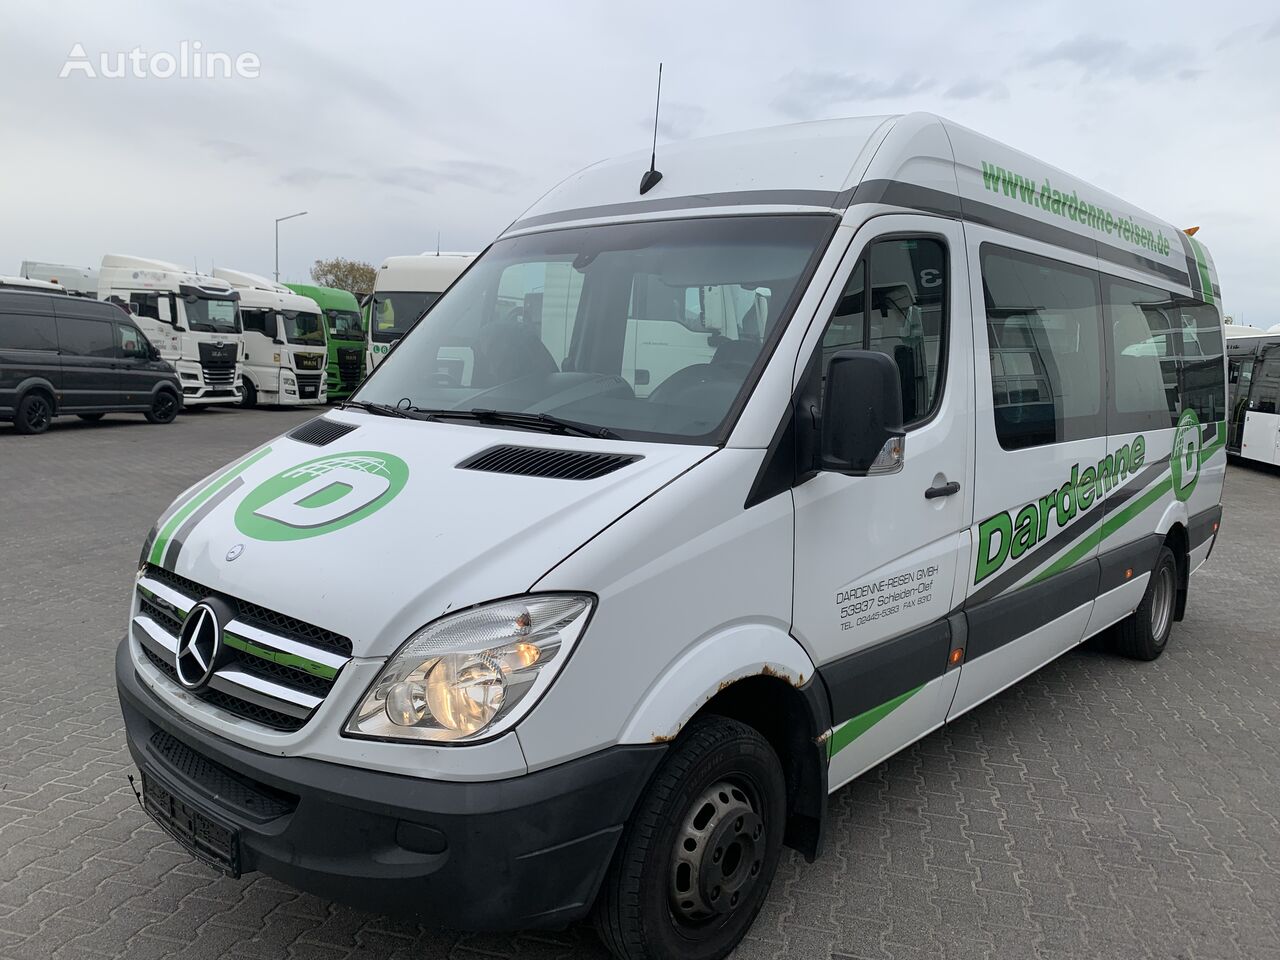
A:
14,392,53,435
145,391,179,425
1112,545,1178,661
240,380,257,409
594,717,786,960
77,413,105,422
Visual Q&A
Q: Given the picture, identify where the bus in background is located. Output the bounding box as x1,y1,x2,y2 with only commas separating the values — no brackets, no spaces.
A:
213,269,328,408
98,255,244,407
367,253,474,371
20,261,99,297
285,282,365,401
1226,325,1280,465
1,276,69,293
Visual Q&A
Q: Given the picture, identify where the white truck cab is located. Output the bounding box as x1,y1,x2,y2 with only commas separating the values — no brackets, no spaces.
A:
212,268,328,407
98,255,244,407
20,260,99,297
117,114,1226,960
366,252,474,372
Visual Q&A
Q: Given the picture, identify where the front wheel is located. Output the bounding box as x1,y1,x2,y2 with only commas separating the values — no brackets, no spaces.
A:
240,380,257,409
1112,545,1178,660
145,391,179,424
594,717,786,960
14,392,53,434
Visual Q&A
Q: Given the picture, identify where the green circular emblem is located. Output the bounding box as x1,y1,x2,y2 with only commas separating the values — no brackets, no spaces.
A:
234,451,409,542
1170,409,1201,503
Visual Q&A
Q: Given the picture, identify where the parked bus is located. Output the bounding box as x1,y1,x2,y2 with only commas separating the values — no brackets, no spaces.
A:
117,114,1226,960
20,260,99,297
98,255,244,407
1226,325,1280,465
284,282,365,401
212,268,328,407
367,252,474,372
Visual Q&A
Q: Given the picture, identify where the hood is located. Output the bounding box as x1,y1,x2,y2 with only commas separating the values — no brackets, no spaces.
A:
143,410,710,657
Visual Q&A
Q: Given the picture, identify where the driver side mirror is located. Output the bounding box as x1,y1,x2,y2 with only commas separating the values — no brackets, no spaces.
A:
820,350,906,476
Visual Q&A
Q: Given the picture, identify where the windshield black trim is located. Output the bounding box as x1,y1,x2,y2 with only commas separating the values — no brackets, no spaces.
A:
506,187,858,234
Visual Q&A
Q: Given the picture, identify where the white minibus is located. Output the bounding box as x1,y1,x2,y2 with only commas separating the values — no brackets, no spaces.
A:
117,114,1226,960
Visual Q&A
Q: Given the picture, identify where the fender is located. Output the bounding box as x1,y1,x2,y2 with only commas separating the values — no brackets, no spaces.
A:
1151,498,1190,539
618,622,818,744
14,376,60,411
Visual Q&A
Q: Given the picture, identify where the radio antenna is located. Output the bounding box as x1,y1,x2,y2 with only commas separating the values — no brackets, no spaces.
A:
436,231,441,256
639,62,664,195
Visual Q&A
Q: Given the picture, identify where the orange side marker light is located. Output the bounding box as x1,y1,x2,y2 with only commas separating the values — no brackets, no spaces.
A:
949,647,964,666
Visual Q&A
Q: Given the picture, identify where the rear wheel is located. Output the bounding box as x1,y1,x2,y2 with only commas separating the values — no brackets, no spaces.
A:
77,413,105,422
145,391,179,424
240,381,257,409
594,717,785,960
15,392,53,435
1112,545,1178,660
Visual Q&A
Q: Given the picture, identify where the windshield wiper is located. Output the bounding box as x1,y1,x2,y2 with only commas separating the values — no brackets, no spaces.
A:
340,399,423,420
416,408,620,440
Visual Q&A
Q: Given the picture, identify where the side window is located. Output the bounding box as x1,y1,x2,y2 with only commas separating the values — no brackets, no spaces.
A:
0,311,58,351
241,308,273,336
116,322,147,359
1252,352,1280,415
1105,279,1180,430
1174,302,1225,423
56,317,115,358
982,246,1103,450
816,236,948,428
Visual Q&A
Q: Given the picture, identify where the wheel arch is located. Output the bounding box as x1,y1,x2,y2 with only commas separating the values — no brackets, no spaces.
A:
15,376,59,414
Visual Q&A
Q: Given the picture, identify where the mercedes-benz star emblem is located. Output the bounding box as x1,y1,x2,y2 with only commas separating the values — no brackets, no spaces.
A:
175,601,221,690
225,544,244,562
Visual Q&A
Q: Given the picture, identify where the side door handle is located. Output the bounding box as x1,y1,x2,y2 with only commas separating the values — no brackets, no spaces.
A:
925,481,961,500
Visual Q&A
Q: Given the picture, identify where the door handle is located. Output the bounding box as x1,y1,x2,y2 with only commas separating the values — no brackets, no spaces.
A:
925,481,961,500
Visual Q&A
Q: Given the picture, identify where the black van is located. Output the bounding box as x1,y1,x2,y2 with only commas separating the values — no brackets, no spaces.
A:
0,289,182,435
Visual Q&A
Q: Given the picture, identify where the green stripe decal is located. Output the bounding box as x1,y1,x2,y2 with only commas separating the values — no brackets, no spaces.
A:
1032,424,1226,586
221,631,338,680
1188,236,1215,304
148,447,272,567
829,685,923,758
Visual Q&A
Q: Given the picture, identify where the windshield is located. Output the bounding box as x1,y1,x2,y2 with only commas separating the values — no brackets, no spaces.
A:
370,291,440,343
327,308,363,340
184,296,241,334
355,215,833,444
281,310,325,344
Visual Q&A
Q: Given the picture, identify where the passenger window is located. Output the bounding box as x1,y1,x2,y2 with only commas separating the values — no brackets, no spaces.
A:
1106,279,1181,429
1174,302,1225,423
241,308,274,336
116,323,147,359
56,317,115,358
982,246,1103,450
816,236,948,428
0,311,57,351
129,292,172,323
1253,354,1280,415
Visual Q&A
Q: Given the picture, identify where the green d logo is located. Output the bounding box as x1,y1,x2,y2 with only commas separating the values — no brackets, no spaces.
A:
1170,409,1201,503
234,451,409,541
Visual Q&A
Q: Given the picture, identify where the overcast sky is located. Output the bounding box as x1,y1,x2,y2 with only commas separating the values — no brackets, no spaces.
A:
2,1,1277,323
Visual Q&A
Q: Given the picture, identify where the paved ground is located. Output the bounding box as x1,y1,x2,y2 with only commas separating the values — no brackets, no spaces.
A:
1,407,1278,960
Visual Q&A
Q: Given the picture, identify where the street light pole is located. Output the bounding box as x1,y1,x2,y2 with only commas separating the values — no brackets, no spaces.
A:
274,211,308,282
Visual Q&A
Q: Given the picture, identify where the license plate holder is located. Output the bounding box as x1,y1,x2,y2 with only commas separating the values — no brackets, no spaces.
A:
142,772,242,877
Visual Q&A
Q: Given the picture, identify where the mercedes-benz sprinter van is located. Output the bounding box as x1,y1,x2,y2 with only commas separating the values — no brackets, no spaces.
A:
116,114,1227,960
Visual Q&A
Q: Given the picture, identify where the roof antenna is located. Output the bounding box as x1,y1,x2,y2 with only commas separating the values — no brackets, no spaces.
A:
436,231,441,256
639,63,664,195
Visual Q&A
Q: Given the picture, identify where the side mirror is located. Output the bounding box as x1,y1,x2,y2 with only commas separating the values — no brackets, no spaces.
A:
820,350,906,475
272,338,284,345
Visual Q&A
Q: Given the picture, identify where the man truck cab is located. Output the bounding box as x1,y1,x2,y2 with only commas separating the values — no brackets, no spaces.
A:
284,283,365,401
213,269,328,408
98,255,244,407
20,260,99,297
366,252,474,372
117,114,1227,960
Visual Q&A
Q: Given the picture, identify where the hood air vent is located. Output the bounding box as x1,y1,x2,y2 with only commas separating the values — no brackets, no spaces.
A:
288,417,359,446
459,445,642,481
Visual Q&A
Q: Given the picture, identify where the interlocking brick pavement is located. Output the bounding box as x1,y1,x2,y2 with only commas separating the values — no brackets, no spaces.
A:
1,408,1278,960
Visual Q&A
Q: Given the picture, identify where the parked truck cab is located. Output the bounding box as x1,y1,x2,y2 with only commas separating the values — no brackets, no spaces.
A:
117,114,1226,960
213,269,328,408
366,252,474,372
98,255,244,407
284,283,365,401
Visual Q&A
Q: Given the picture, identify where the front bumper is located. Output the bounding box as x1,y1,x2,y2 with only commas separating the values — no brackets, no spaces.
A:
115,639,664,929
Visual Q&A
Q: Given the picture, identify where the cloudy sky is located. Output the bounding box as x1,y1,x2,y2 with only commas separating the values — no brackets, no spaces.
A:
2,1,1277,322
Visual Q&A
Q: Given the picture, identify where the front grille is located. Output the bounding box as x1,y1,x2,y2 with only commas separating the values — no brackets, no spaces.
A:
337,347,362,384
133,564,352,733
198,341,237,387
294,351,325,371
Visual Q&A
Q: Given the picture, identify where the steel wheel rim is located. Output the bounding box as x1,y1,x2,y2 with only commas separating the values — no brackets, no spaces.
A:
1150,564,1174,641
669,778,765,924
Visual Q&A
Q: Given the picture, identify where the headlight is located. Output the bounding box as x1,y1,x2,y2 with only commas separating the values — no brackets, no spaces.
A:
344,594,594,743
